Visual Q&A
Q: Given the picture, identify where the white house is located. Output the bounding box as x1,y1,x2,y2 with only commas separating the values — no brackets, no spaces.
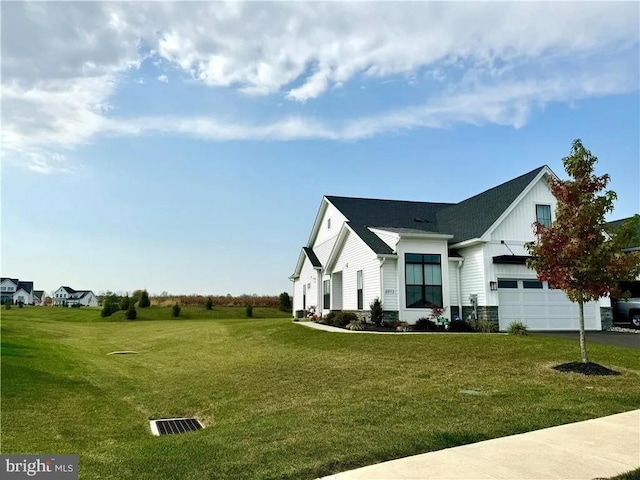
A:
1,278,36,305
66,290,98,307
33,290,45,306
1,278,19,304
290,165,610,331
53,286,76,306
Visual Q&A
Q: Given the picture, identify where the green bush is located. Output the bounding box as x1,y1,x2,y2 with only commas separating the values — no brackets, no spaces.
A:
205,297,213,310
370,298,384,326
346,319,364,331
172,303,181,318
475,318,498,333
331,311,358,327
120,296,130,311
18,301,24,309
245,304,253,318
279,292,292,312
139,290,151,308
126,304,137,320
4,300,11,310
415,317,441,331
322,311,336,325
508,320,528,335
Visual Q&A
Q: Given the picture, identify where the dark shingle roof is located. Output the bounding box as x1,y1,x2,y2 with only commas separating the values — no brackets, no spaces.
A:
17,281,34,294
1,278,19,285
33,290,45,299
326,166,546,253
60,286,76,294
302,247,322,268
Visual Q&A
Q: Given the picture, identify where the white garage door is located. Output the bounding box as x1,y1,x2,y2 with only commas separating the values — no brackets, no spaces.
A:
498,279,599,331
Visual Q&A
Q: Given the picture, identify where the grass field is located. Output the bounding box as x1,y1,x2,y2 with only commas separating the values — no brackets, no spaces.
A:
2,307,639,479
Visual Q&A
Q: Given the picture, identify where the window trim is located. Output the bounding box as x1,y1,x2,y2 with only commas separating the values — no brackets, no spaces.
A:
535,204,552,227
405,253,443,309
357,270,363,310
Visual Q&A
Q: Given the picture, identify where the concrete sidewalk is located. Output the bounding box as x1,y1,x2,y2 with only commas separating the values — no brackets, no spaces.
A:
320,410,640,480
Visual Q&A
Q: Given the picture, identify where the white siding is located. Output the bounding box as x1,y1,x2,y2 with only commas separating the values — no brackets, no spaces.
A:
13,288,33,305
484,242,533,306
330,230,380,312
396,238,451,323
314,201,348,247
448,260,460,307
490,177,555,242
313,236,338,267
1,279,17,293
458,244,486,307
369,228,400,252
293,257,319,312
81,292,98,307
381,259,399,311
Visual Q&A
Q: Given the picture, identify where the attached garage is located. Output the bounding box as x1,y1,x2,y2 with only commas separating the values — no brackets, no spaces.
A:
497,279,600,331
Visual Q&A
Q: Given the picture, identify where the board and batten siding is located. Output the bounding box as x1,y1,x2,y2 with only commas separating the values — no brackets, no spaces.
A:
490,177,555,242
293,256,319,312
448,260,459,308
395,238,451,323
329,230,381,311
457,244,486,307
381,259,399,311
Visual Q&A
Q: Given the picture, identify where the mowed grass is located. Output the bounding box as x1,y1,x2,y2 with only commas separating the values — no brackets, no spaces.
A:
2,307,639,480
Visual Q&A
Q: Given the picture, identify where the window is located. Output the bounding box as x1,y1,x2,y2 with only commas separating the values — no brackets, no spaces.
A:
536,204,552,227
523,280,543,289
302,284,306,310
323,280,330,309
357,270,363,309
327,218,331,229
497,279,518,289
405,254,442,308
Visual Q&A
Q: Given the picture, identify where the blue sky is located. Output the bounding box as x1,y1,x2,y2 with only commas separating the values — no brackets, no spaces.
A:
1,2,639,296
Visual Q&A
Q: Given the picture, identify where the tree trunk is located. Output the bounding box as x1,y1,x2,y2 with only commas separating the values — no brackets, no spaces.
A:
578,300,588,363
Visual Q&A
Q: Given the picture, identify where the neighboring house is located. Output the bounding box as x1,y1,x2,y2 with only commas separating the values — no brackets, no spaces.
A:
13,281,34,305
290,165,611,331
53,286,76,306
66,290,98,307
33,290,45,306
1,278,19,303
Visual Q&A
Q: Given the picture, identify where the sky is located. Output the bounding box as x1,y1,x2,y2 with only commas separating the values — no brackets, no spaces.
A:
1,1,639,297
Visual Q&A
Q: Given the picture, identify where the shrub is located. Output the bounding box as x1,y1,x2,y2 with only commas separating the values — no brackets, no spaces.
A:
205,297,213,310
245,304,253,318
346,319,364,331
139,289,151,308
279,292,292,312
508,320,528,335
475,318,498,333
395,321,410,332
70,303,80,308
172,303,181,318
4,300,11,310
370,298,384,326
126,303,137,320
323,311,336,325
448,320,475,332
331,311,358,327
18,301,24,309
415,317,441,331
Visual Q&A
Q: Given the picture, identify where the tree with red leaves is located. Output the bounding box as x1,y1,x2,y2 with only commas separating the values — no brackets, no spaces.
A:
525,140,640,363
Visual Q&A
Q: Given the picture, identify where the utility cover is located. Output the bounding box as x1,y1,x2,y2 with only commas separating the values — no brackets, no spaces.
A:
150,418,203,436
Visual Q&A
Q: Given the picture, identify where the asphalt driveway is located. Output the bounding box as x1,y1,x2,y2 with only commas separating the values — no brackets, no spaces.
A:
536,331,640,349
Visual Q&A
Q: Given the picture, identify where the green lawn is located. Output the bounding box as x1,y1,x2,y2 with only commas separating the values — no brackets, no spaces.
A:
2,307,639,479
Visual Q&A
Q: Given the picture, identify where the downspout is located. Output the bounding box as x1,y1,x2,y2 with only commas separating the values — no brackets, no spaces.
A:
457,259,463,320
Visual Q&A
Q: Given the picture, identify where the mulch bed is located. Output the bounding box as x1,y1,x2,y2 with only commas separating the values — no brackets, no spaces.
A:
552,362,620,376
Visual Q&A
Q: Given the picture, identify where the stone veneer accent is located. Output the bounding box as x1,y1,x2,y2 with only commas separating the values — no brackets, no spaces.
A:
600,307,613,331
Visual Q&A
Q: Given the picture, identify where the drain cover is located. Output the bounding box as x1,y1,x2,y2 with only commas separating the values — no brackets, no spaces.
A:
150,418,203,436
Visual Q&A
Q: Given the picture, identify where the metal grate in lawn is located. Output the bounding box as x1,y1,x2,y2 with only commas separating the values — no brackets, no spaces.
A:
149,418,203,436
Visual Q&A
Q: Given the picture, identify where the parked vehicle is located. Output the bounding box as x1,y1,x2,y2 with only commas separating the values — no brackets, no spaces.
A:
613,281,640,328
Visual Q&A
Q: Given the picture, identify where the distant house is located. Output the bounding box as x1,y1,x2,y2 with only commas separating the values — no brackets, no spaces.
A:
1,277,37,305
66,290,98,307
33,290,45,306
53,286,76,306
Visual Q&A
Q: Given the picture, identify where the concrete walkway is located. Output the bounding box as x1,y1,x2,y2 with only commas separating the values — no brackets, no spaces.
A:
320,410,640,480
295,321,504,335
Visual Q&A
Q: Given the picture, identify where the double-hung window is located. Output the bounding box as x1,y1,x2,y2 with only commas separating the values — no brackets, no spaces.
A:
357,270,363,309
323,280,330,310
405,254,442,308
536,204,552,227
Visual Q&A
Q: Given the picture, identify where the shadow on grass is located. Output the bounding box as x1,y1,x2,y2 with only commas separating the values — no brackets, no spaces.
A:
552,362,620,376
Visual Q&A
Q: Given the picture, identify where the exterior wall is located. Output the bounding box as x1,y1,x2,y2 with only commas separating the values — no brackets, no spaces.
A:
293,258,319,312
396,237,451,323
600,307,613,330
81,292,98,307
1,279,17,293
381,259,399,311
329,230,381,313
369,228,400,252
490,177,555,242
313,201,347,250
13,288,33,305
448,260,460,310
314,236,338,267
485,243,536,306
457,244,486,308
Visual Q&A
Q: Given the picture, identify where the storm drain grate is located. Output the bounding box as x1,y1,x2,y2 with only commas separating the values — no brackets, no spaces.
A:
150,418,203,436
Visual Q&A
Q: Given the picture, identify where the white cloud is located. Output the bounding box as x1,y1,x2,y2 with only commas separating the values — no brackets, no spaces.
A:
0,1,638,173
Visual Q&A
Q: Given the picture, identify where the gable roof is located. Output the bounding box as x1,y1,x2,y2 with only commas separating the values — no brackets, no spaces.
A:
16,281,34,294
302,247,322,268
1,278,19,286
58,286,76,294
33,290,45,299
324,166,548,254
68,290,93,300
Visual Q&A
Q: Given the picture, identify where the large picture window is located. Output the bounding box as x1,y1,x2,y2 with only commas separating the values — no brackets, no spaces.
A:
405,253,442,308
357,270,363,309
323,279,330,310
